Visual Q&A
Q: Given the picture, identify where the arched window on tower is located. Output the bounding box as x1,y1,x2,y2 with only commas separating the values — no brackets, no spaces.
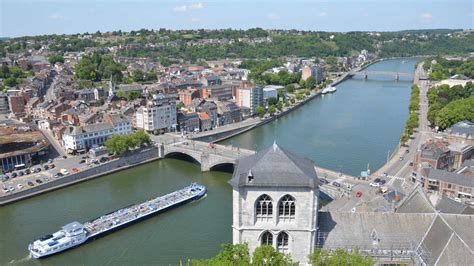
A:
255,194,273,222
277,232,289,253
278,194,295,222
261,231,273,246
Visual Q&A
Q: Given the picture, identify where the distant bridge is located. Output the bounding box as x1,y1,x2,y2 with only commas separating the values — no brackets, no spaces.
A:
351,70,413,80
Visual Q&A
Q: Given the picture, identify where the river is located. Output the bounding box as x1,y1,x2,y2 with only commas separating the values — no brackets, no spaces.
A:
0,58,416,265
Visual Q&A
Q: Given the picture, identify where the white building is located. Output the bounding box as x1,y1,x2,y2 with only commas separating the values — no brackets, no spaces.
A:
229,143,319,263
263,85,282,101
236,86,263,116
62,115,132,153
135,96,177,132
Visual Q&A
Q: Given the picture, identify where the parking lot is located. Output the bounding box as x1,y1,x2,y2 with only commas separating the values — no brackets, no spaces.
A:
1,154,113,196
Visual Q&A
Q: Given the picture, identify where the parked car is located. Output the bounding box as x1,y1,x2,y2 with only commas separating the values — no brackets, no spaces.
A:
36,179,43,184
370,178,382,187
25,169,31,175
2,188,9,193
320,178,329,184
79,159,86,164
383,172,388,177
18,171,24,176
35,167,42,173
47,159,53,164
43,165,49,170
72,167,79,173
62,155,67,159
28,181,34,186
399,156,404,161
11,172,17,178
409,162,414,167
49,164,55,169
99,157,107,163
7,186,14,192
379,179,387,185
332,181,341,187
405,149,409,154
17,184,24,189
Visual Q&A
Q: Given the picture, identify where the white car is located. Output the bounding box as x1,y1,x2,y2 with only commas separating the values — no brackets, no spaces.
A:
7,186,15,192
2,188,8,193
17,184,24,189
369,182,380,188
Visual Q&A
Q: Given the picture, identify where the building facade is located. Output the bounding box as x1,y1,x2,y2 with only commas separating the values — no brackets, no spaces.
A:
135,96,177,132
62,115,132,153
236,86,263,116
229,143,319,263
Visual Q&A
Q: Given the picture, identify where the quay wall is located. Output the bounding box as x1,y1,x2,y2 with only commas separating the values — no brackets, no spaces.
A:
0,147,160,206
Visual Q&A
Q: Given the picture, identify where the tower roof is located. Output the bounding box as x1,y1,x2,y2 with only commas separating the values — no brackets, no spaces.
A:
229,143,319,189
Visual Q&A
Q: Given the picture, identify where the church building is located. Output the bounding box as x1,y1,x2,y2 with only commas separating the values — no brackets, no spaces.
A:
229,142,320,263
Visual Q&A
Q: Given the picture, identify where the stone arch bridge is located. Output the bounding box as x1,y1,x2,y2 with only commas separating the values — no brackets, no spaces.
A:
158,141,255,171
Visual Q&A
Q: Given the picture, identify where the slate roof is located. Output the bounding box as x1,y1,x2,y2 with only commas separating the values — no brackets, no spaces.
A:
229,143,319,189
423,168,474,188
436,197,474,215
448,120,474,138
319,186,474,265
395,185,436,214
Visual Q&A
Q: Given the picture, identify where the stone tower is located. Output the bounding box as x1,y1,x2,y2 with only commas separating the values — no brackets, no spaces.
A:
229,143,320,264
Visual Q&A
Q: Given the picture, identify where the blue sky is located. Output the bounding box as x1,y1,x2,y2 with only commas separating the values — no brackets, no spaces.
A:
1,0,473,37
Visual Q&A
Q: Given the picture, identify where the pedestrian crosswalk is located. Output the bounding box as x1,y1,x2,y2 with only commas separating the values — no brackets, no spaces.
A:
382,175,405,185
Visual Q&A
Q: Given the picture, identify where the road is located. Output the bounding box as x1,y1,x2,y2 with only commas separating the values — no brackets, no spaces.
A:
371,63,434,192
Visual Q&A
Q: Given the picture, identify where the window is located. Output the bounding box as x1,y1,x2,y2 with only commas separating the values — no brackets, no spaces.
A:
255,194,273,221
278,195,295,221
261,231,273,246
277,232,289,253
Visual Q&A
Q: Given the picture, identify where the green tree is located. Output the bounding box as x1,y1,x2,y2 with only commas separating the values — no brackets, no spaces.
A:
256,106,265,118
192,243,251,266
268,105,276,115
286,84,295,93
48,54,64,65
267,97,278,106
276,101,283,111
176,101,185,109
308,248,373,266
305,76,316,89
116,90,142,101
131,69,145,82
252,245,295,265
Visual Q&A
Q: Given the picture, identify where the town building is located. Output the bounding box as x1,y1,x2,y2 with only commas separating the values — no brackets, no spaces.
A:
235,86,263,116
135,95,177,133
445,120,474,145
416,167,473,200
262,85,282,102
177,112,200,133
8,95,26,115
414,139,452,171
178,88,200,106
200,84,234,100
62,115,132,153
229,143,319,263
0,125,50,171
448,143,473,170
301,65,324,83
216,101,242,126
198,112,212,131
0,92,9,114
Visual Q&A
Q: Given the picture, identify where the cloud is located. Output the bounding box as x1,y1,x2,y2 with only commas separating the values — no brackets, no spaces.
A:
173,2,204,12
49,14,65,20
319,12,328,17
267,13,280,20
420,12,432,22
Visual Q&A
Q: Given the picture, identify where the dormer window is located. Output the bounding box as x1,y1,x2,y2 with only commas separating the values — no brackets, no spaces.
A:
247,169,254,182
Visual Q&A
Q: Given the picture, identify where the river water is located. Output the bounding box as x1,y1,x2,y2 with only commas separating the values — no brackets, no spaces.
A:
0,58,416,265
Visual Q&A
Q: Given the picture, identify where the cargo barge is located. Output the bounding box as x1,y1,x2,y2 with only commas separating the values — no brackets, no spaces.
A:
28,183,206,258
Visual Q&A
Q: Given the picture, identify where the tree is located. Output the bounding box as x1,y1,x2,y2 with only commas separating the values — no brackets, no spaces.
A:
268,105,276,115
192,243,251,266
116,90,142,101
267,97,278,106
286,84,295,93
305,76,316,89
252,245,295,265
48,54,64,65
276,101,283,111
255,106,265,118
308,248,373,266
131,69,145,82
176,101,185,109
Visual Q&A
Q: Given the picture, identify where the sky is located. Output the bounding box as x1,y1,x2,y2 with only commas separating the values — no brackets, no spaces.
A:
1,0,473,37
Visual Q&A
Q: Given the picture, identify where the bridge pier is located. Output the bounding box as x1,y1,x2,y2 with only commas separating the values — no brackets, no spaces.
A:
364,72,368,80
396,73,399,81
200,153,210,171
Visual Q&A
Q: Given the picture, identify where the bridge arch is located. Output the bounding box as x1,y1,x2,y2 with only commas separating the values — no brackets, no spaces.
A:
209,162,235,172
164,151,202,165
